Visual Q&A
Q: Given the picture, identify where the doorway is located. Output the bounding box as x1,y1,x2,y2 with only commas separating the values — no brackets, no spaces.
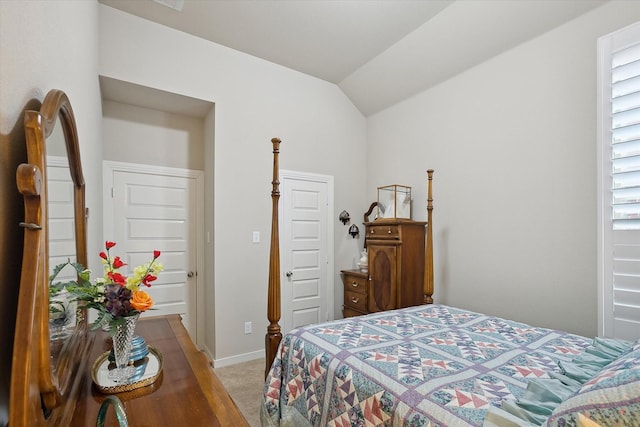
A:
103,161,204,343
280,170,334,333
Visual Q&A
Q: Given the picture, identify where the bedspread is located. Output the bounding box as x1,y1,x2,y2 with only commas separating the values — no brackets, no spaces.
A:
260,304,593,427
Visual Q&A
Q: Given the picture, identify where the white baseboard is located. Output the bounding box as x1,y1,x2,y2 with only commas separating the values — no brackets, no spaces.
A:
213,349,265,368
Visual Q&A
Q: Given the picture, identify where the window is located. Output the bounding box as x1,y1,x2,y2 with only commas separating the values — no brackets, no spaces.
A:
598,21,640,340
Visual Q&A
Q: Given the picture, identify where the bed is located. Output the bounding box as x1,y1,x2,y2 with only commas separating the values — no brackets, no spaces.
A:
260,139,640,427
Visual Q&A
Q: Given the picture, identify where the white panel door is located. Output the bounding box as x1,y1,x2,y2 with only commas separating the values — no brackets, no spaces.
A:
47,157,76,271
281,171,333,333
111,170,197,339
48,156,78,327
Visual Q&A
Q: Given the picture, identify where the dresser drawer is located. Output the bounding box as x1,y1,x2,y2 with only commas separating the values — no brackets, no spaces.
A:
344,289,367,312
343,274,367,295
366,224,399,239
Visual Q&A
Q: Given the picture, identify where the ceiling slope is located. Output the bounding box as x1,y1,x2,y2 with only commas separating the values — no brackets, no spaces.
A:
99,0,608,116
340,0,608,115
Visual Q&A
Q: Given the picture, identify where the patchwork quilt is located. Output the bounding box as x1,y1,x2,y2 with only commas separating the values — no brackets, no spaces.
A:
260,304,593,427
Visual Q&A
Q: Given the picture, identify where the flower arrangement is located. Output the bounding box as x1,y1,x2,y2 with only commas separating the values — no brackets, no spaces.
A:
61,241,163,332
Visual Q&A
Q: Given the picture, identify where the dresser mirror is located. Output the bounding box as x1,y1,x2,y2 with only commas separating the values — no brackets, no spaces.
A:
10,89,90,424
47,113,81,346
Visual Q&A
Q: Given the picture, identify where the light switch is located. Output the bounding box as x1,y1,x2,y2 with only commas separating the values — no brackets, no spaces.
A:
253,231,260,243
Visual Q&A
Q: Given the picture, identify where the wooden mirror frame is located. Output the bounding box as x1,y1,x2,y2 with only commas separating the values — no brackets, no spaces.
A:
10,89,91,425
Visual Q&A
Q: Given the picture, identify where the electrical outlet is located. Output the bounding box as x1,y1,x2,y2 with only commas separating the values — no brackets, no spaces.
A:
244,321,252,334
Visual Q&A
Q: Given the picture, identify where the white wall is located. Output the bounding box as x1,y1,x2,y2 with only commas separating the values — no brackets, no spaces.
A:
102,100,205,170
367,1,640,338
0,1,103,423
98,4,368,363
0,1,103,264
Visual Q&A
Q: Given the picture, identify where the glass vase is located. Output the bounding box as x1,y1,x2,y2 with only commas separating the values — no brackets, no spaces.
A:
108,314,139,383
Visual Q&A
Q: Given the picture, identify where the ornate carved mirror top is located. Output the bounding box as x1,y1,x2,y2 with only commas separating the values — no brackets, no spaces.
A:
10,89,90,425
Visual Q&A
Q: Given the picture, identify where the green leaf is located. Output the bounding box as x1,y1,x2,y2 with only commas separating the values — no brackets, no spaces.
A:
49,259,90,298
49,260,71,284
90,310,108,331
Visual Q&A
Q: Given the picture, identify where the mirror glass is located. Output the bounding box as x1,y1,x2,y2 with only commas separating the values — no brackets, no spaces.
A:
47,118,78,361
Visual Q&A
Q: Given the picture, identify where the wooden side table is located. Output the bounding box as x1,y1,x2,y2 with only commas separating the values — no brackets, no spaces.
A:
341,270,368,318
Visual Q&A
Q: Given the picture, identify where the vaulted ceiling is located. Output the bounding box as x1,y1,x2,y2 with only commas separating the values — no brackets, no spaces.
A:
99,0,607,116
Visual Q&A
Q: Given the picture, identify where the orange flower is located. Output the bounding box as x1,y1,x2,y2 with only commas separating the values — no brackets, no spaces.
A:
130,290,154,312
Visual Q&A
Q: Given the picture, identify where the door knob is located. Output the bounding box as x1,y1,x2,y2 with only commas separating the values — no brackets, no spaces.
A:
187,271,195,278
285,271,293,278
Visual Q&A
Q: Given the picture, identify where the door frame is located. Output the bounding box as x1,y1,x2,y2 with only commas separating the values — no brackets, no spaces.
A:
279,170,335,331
103,160,205,346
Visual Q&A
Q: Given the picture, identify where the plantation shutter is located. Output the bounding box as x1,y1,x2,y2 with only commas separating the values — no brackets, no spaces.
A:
599,22,640,340
611,43,640,231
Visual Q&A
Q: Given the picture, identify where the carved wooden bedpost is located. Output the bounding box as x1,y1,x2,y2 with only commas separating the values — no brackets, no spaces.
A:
265,138,283,378
424,169,434,304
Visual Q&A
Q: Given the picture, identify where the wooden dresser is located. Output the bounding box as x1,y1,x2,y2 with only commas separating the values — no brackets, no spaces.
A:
9,90,248,427
69,315,248,426
342,219,427,318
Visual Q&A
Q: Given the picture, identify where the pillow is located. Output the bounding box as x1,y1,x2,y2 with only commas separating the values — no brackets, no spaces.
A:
546,341,640,427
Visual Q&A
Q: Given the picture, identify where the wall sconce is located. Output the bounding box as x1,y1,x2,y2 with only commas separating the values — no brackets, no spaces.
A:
339,210,350,225
348,224,359,238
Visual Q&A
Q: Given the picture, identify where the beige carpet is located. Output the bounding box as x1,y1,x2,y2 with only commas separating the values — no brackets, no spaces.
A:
214,358,265,427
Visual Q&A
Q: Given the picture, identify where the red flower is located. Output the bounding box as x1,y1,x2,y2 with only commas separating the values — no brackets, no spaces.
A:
142,274,157,287
107,271,127,286
112,256,126,269
99,251,108,260
105,241,116,249
153,250,161,259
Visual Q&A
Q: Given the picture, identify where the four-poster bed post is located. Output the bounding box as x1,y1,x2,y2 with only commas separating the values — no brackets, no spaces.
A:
265,138,282,378
424,169,434,304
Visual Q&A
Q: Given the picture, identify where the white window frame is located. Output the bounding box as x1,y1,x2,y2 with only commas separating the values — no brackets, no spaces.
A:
597,21,640,339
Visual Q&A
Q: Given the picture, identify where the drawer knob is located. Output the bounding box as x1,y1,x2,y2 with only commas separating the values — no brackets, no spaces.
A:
351,282,358,287
388,228,392,234
351,297,359,304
